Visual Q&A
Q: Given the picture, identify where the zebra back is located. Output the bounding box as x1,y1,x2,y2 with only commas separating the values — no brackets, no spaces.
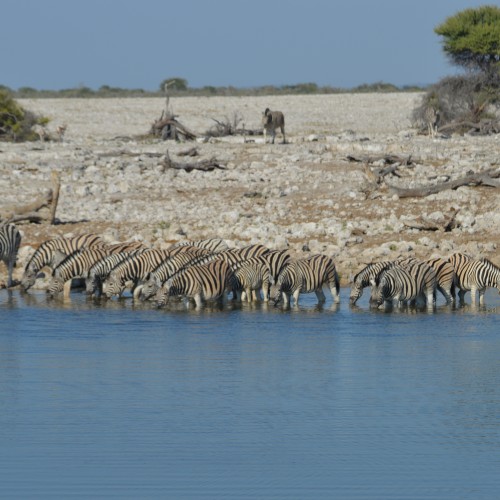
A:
455,257,500,291
171,238,228,253
0,223,22,287
105,241,147,253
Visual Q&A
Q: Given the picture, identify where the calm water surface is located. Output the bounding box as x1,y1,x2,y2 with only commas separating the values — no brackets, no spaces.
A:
1,289,499,499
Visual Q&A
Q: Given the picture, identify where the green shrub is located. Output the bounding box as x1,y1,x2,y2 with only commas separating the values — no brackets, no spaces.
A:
0,89,48,141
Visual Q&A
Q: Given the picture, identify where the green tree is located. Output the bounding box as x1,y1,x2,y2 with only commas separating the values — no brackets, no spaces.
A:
159,77,188,92
434,5,500,74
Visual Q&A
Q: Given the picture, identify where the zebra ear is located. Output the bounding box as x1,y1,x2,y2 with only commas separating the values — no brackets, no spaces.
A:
145,272,151,281
166,278,173,289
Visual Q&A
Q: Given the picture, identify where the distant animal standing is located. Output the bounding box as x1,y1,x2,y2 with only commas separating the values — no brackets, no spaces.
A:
425,106,440,138
0,223,22,288
262,108,285,144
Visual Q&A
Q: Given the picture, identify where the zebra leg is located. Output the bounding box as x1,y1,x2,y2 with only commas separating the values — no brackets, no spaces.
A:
245,288,252,303
263,128,267,144
438,285,454,305
281,125,286,144
329,285,340,304
479,289,486,306
63,280,72,298
7,259,14,288
271,130,276,144
315,288,326,304
292,289,301,306
458,289,467,304
262,283,269,302
193,294,203,309
470,286,478,304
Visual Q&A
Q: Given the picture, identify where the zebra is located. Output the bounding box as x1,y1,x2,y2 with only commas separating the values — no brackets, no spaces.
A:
269,254,340,306
0,223,22,288
262,108,285,144
349,261,394,305
171,238,228,253
154,259,237,309
231,257,273,302
102,248,174,299
48,247,112,297
370,264,423,309
21,233,104,291
450,257,500,305
138,247,217,301
425,257,455,304
395,257,437,307
86,250,144,297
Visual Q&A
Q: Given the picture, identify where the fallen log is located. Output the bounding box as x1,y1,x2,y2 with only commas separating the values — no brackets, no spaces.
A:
387,169,500,198
160,151,225,173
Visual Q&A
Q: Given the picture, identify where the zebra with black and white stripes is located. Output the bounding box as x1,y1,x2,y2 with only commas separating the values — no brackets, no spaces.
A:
396,257,437,307
0,223,21,288
269,254,340,306
369,264,422,309
102,248,173,299
22,233,104,291
86,250,145,297
154,259,237,309
48,246,112,297
349,261,394,305
450,256,500,305
425,257,455,304
139,247,216,301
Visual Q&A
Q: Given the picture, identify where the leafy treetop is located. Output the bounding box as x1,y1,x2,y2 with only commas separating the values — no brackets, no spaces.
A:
434,5,500,73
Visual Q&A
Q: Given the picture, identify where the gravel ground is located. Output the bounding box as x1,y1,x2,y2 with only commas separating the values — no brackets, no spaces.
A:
1,93,499,287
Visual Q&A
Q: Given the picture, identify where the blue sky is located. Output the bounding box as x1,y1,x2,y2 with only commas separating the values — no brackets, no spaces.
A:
1,0,492,90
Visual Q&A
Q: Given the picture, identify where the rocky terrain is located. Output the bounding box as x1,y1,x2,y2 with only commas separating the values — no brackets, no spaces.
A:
1,93,499,287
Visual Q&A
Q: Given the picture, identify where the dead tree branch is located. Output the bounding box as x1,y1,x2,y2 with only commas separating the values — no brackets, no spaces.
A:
160,151,225,173
0,171,61,224
387,169,500,198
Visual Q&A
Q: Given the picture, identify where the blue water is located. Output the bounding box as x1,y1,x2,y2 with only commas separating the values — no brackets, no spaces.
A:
1,289,499,499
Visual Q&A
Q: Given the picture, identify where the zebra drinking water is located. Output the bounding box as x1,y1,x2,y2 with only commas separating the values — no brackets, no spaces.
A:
0,223,21,288
269,254,340,307
154,259,237,309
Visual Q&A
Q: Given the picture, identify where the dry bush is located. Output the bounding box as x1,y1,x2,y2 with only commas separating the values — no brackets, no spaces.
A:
413,73,500,135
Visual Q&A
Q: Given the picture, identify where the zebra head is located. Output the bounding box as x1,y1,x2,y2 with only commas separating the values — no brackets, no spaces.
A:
47,277,65,297
139,274,161,301
349,280,363,305
268,273,282,305
103,272,123,298
154,279,173,308
21,268,38,291
85,274,101,296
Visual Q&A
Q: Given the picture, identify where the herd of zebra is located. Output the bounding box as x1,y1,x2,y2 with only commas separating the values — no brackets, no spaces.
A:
1,222,500,309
